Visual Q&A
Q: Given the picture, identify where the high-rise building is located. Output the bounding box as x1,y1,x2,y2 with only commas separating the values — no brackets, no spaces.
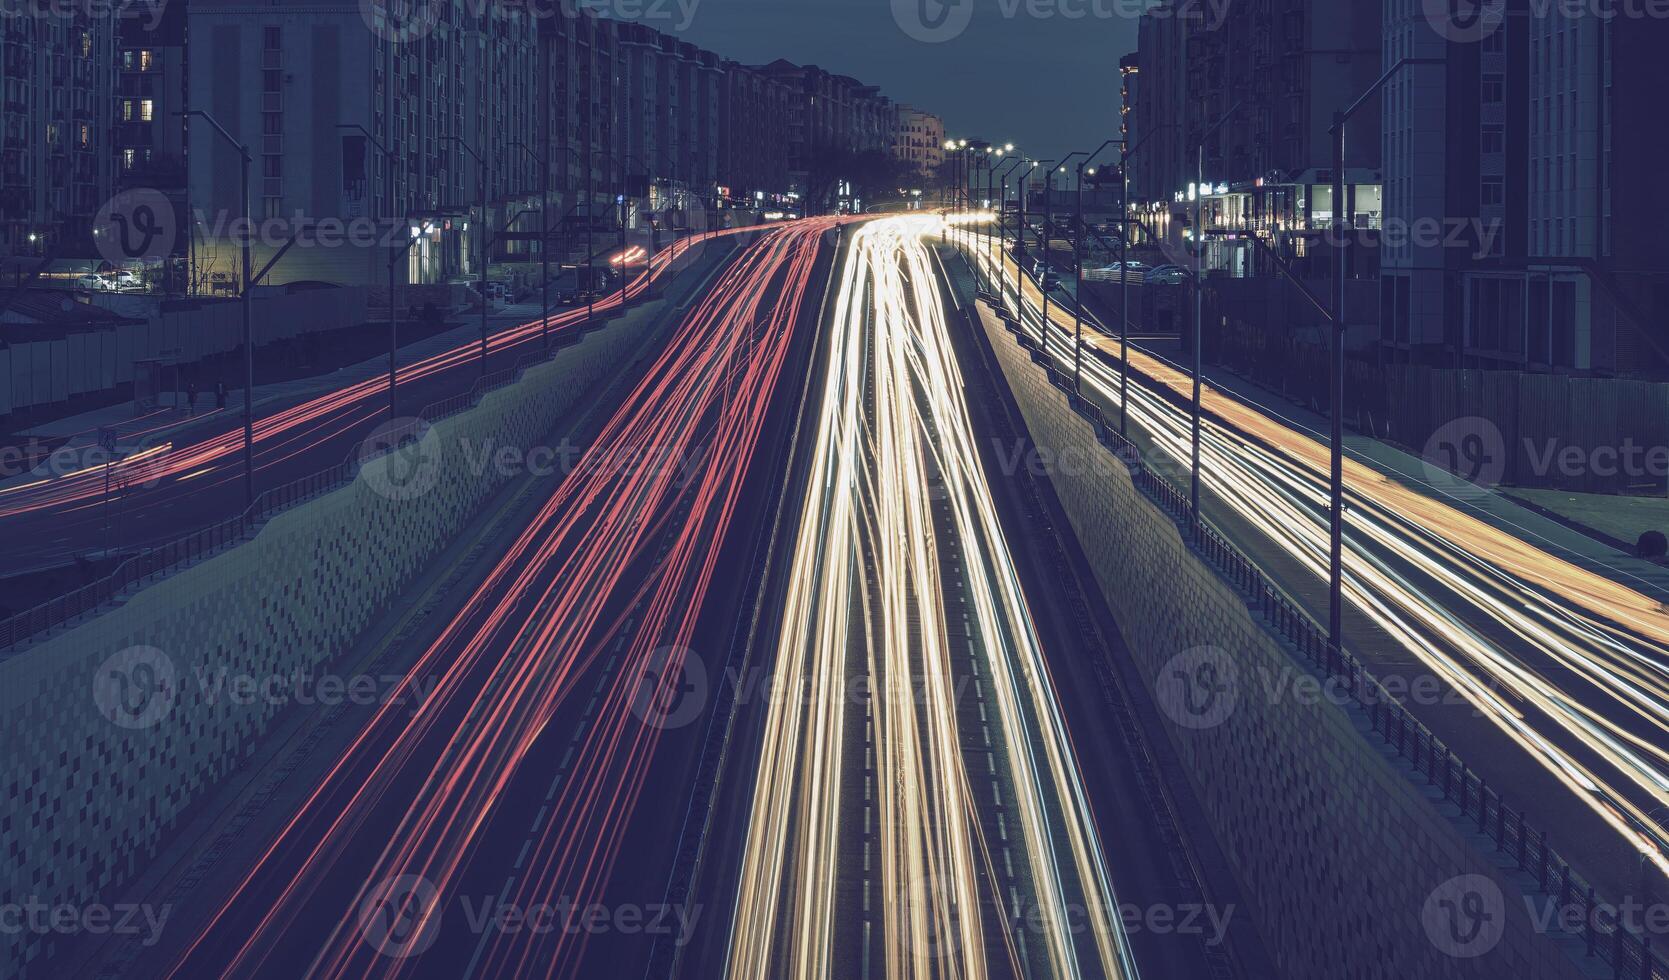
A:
1516,6,1668,375
1380,0,1530,365
0,4,116,256
719,62,792,205
182,0,539,288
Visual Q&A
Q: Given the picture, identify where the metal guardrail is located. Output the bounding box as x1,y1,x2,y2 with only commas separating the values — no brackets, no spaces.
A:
994,303,1668,980
0,340,567,654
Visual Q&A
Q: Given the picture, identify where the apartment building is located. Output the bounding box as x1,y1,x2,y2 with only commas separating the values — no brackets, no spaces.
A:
892,105,944,181
0,3,116,256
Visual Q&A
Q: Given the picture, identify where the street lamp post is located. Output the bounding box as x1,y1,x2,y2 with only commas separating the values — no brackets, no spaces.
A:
1188,99,1246,533
1070,141,1118,394
1017,159,1047,340
446,135,491,376
513,141,552,353
182,109,254,505
995,157,1024,304
1042,155,1083,352
1321,57,1442,657
1116,122,1178,435
339,124,402,416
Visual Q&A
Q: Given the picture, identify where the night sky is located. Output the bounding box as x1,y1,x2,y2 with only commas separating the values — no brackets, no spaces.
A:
671,0,1140,164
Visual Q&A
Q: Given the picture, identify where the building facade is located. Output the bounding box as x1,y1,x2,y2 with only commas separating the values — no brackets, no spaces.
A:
892,105,944,180
1,3,116,256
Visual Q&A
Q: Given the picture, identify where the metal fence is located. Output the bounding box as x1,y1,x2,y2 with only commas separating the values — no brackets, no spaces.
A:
996,309,1668,980
0,344,559,654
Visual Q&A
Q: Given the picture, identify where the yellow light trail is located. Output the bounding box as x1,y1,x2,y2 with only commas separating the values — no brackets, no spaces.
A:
964,229,1669,880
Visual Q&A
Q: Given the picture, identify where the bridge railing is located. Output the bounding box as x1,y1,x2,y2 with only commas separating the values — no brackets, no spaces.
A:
981,280,1668,980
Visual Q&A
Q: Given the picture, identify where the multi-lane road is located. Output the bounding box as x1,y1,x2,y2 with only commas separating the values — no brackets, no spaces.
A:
56,214,1262,980
79,219,837,979
963,229,1669,899
723,217,1139,980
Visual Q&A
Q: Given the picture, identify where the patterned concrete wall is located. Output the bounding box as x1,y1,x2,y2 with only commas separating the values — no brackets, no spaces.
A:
0,302,671,978
974,306,1593,980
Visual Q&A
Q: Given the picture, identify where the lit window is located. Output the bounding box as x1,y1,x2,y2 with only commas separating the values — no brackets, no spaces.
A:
139,50,154,71
140,100,153,122
122,100,133,121
123,148,136,170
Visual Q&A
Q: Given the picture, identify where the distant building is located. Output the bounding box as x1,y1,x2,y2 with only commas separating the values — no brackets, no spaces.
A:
0,4,117,257
1379,1,1669,375
720,63,793,205
892,106,944,181
1379,0,1530,365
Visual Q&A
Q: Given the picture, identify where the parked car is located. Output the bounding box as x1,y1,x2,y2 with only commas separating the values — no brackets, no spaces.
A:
108,270,143,291
75,274,112,292
1144,264,1192,286
1082,261,1149,283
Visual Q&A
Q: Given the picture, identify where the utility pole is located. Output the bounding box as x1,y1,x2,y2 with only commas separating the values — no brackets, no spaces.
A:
181,110,254,505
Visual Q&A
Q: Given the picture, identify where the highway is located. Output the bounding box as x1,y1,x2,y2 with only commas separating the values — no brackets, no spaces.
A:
93,220,836,979
0,226,752,582
723,216,1141,980
961,226,1669,897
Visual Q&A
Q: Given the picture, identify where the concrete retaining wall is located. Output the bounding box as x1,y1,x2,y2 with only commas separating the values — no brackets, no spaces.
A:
0,300,671,978
974,303,1592,980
